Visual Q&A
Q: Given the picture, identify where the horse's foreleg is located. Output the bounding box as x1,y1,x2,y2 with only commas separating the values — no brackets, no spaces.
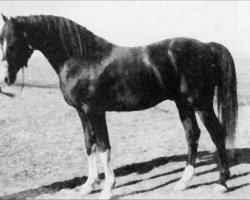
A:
80,150,99,194
174,99,201,191
93,112,115,199
77,110,99,195
80,110,115,199
99,149,115,199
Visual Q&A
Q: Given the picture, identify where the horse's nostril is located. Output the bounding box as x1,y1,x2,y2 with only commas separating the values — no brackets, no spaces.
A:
4,77,8,83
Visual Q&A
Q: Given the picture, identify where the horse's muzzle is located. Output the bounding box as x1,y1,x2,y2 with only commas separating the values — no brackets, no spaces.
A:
0,61,9,84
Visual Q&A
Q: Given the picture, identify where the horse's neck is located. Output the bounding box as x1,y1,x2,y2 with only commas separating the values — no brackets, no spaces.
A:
22,16,113,73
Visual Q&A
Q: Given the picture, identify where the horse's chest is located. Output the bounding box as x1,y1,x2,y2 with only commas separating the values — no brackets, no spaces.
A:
59,60,98,107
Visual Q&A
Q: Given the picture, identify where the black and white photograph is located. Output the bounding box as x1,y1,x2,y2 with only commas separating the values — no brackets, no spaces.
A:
0,1,249,199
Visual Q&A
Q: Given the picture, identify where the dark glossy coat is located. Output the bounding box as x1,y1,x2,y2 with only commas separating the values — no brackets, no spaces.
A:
0,15,238,188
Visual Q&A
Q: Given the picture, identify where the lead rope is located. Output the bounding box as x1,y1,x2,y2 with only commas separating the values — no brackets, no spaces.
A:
17,67,25,96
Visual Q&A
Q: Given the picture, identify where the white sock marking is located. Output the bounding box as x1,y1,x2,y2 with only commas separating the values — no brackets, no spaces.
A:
86,151,98,183
80,151,98,195
174,165,195,191
99,149,115,198
181,165,195,182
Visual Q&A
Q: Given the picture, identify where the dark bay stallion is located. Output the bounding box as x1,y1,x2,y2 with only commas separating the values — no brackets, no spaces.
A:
0,14,238,199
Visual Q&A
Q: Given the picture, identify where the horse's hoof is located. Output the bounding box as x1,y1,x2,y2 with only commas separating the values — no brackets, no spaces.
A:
79,183,94,195
99,189,112,199
174,180,188,191
213,183,228,193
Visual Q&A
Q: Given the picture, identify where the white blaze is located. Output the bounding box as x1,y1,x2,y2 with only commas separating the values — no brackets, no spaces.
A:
0,39,8,83
0,61,8,83
3,39,7,54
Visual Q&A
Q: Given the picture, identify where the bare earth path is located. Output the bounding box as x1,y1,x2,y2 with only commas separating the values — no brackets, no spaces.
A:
0,55,249,199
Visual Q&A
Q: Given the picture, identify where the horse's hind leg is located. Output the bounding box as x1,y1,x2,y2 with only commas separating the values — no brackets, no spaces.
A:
174,98,201,191
78,108,115,199
196,103,230,192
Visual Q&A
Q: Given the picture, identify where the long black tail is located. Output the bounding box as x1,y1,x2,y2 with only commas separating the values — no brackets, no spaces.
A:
208,42,238,156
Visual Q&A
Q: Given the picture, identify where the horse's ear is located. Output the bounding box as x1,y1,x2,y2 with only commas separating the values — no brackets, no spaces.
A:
1,13,8,22
9,17,19,29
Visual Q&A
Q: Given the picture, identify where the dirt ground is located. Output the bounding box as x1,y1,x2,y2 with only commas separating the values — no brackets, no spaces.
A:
0,54,249,199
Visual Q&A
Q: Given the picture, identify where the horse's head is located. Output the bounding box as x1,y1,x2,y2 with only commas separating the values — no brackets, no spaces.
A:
0,14,33,85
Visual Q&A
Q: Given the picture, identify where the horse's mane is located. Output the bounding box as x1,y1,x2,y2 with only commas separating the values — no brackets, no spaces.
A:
15,15,112,61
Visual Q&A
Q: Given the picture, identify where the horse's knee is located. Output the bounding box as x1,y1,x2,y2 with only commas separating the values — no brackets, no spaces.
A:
96,140,111,153
85,142,97,156
96,130,111,153
86,135,110,155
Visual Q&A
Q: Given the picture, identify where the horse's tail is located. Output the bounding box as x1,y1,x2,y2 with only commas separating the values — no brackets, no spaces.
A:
208,42,238,158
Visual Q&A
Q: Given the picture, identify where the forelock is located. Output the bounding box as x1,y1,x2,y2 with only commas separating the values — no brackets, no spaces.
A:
0,22,10,43
0,24,4,61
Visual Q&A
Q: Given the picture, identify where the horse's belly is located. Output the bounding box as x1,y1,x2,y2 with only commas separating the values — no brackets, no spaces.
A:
106,87,168,111
111,100,165,111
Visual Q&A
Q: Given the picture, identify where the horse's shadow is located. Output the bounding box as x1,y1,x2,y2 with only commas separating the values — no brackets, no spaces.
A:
1,148,249,200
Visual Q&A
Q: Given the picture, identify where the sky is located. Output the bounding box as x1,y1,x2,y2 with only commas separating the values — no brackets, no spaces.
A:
1,1,250,58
